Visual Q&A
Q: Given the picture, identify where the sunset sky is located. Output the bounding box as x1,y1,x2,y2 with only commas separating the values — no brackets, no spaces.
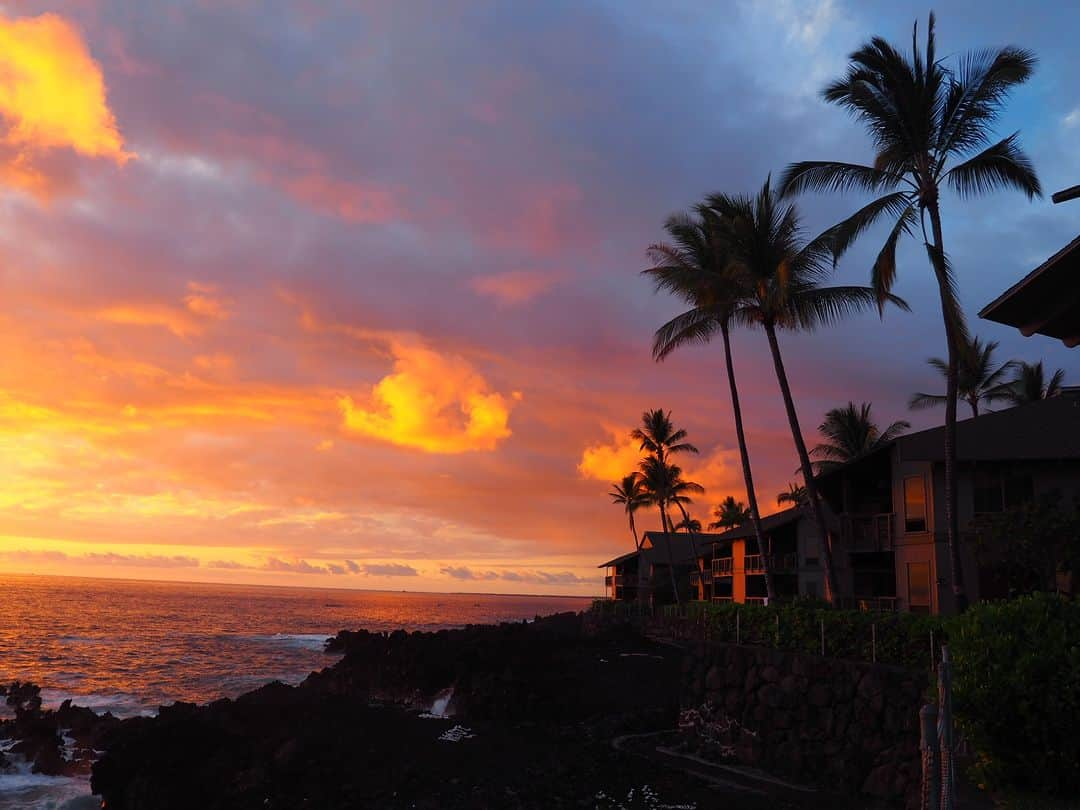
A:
0,1,1076,595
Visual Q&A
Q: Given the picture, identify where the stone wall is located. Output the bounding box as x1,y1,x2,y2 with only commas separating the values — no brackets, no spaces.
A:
681,642,927,806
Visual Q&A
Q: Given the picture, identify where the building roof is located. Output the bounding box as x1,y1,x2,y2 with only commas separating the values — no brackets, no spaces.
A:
817,391,1080,480
598,531,728,568
701,507,806,543
979,233,1080,348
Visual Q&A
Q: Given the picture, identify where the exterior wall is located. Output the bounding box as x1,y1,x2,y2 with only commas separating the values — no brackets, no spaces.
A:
795,518,825,600
732,539,747,603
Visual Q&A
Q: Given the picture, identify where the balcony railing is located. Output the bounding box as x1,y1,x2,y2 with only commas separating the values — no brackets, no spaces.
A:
712,557,734,576
745,596,768,606
841,513,895,552
837,595,899,612
711,596,733,603
744,553,798,574
689,570,713,586
604,574,626,587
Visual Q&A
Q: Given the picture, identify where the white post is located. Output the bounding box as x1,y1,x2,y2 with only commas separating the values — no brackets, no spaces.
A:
820,618,825,657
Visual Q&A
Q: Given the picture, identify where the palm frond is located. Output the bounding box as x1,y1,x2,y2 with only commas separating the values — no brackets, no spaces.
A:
778,161,904,197
869,204,917,313
944,132,1041,199
908,391,948,410
824,192,915,266
652,307,722,361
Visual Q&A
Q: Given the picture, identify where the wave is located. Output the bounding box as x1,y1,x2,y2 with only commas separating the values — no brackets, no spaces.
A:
0,748,91,810
38,688,153,719
245,633,334,651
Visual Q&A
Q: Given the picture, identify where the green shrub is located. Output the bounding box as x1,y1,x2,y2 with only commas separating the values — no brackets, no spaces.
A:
948,593,1080,795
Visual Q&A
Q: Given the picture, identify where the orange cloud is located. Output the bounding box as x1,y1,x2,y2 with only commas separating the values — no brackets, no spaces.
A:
0,12,133,196
284,173,402,224
470,270,558,305
339,339,515,453
577,427,643,482
184,282,230,320
96,283,230,337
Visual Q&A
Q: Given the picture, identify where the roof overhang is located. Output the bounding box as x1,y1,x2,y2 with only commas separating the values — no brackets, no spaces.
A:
979,234,1080,348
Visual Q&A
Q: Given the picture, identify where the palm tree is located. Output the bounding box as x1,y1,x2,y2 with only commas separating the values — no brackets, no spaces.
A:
1003,361,1065,406
780,14,1041,611
674,515,703,533
707,178,909,604
709,496,751,530
777,483,807,507
637,454,703,605
610,473,650,550
644,207,777,601
909,336,1015,417
810,402,910,474
631,408,699,464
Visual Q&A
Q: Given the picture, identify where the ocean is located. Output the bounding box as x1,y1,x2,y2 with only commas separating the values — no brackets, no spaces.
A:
0,574,591,809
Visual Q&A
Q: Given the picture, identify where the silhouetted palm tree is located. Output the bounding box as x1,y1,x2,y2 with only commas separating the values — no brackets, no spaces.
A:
631,409,698,464
810,402,910,474
780,14,1041,611
909,336,1015,417
644,207,776,600
707,178,908,603
637,454,704,605
777,483,807,507
709,496,751,530
1003,361,1065,406
674,515,703,533
610,473,650,550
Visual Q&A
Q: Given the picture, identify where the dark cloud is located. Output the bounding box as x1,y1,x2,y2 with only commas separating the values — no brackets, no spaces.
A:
359,563,419,577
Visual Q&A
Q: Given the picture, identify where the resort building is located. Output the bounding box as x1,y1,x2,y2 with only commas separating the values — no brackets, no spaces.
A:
691,508,825,604
600,531,726,605
816,390,1080,614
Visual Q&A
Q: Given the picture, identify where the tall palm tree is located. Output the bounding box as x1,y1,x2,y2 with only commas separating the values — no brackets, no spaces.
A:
709,496,751,530
631,408,699,464
707,178,909,604
1003,361,1065,406
777,483,807,507
909,336,1015,417
610,473,650,550
637,454,703,605
644,208,777,601
810,402,910,474
780,14,1041,611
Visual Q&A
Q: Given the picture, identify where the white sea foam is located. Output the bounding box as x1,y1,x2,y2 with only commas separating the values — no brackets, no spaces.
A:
437,725,475,742
38,688,153,718
0,749,91,810
249,633,333,651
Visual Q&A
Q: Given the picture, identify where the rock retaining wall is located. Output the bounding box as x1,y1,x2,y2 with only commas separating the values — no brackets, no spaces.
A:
681,642,927,806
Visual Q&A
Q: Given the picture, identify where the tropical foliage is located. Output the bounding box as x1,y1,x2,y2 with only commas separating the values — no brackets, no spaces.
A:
1001,360,1066,406
709,496,750,530
780,14,1041,611
909,336,1016,417
776,483,807,507
810,401,909,473
609,473,650,550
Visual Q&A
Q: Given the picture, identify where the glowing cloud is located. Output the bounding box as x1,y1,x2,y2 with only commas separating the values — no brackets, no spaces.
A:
577,427,643,482
339,339,515,453
0,12,132,195
470,271,558,305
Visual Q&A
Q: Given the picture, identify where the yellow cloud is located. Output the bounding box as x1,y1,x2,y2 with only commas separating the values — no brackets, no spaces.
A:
577,427,643,482
0,12,133,195
339,340,515,453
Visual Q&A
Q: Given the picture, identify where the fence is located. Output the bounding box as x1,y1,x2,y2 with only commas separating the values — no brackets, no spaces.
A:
593,599,946,671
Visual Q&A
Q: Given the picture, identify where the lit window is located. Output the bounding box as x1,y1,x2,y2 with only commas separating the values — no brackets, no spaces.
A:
903,475,927,533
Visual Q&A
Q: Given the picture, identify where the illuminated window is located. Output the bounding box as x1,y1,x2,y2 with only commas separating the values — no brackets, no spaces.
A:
908,561,931,614
903,475,927,533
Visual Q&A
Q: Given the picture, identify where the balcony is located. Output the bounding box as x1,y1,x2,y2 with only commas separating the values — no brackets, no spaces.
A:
744,553,798,574
838,595,899,612
604,574,626,587
745,596,768,606
841,513,895,552
712,557,734,576
711,596,733,603
689,569,713,586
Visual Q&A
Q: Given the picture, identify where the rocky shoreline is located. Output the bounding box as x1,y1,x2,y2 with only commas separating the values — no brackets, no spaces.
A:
2,613,893,808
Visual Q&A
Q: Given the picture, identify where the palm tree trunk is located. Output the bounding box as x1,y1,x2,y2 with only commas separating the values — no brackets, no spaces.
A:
763,322,839,603
629,513,640,551
969,397,979,418
672,500,702,600
660,506,681,605
927,201,968,613
721,322,776,602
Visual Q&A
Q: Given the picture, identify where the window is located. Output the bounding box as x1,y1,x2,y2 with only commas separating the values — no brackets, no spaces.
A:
974,466,1034,513
903,475,927,533
804,556,819,568
908,562,931,615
